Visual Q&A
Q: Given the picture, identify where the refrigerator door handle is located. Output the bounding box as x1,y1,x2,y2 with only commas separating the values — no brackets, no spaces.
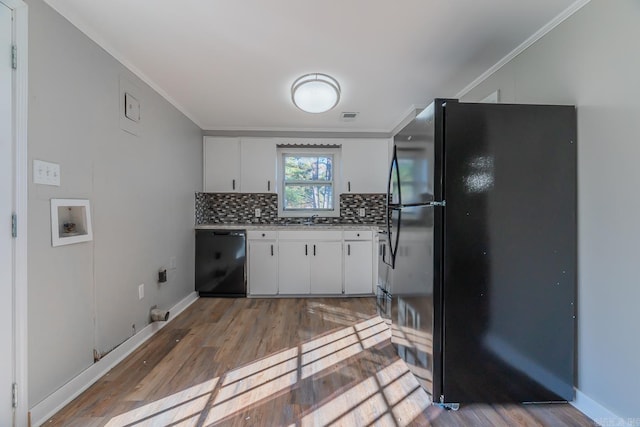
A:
387,209,401,268
386,145,401,208
397,201,446,209
385,145,403,269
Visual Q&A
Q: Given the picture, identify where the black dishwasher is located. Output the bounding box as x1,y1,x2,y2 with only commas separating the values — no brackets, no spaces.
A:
195,229,246,297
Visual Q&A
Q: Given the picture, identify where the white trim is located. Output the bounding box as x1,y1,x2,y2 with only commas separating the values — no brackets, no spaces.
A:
29,292,199,426
41,1,203,129
390,105,421,137
203,125,394,134
572,389,631,426
2,0,29,425
480,90,500,104
455,0,592,99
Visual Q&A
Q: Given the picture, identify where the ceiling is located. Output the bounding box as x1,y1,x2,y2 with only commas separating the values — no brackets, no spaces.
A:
43,0,584,133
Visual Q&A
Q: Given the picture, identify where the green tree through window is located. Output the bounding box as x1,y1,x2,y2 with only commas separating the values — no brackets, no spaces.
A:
283,154,334,210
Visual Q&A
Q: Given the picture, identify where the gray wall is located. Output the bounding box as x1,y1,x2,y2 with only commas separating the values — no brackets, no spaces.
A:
27,0,202,406
461,0,640,418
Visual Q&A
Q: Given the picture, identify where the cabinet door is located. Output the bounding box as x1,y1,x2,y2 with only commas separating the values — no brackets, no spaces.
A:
310,241,343,294
278,241,310,294
248,241,278,295
341,139,390,193
344,241,374,294
203,137,240,192
240,138,277,193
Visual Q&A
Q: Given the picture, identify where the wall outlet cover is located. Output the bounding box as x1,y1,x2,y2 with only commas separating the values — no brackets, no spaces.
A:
138,283,144,300
255,208,261,218
359,208,366,217
34,159,61,186
119,76,142,136
124,92,141,122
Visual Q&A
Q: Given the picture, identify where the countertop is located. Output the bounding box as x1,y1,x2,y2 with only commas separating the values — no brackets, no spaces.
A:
195,223,383,231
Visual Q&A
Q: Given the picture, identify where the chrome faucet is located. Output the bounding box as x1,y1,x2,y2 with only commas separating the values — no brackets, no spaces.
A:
303,215,319,225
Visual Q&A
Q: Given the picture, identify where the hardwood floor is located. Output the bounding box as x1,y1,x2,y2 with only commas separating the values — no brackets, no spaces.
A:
45,298,595,426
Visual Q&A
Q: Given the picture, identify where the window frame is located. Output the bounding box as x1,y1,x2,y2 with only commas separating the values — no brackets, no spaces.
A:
277,146,341,218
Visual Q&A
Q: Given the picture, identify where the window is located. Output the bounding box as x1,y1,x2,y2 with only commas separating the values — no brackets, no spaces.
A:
277,147,341,217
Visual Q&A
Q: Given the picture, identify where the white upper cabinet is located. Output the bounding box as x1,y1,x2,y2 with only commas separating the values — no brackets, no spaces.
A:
203,137,240,192
341,138,391,194
203,136,390,194
240,138,276,193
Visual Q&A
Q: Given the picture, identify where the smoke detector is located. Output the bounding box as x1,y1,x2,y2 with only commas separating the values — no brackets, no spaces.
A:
341,112,359,121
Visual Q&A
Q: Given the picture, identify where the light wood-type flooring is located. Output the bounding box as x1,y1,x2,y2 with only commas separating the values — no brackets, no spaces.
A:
45,298,595,426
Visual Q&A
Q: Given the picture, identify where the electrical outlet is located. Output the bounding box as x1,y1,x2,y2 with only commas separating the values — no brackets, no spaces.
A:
169,256,177,269
359,208,366,217
255,208,261,218
138,283,144,300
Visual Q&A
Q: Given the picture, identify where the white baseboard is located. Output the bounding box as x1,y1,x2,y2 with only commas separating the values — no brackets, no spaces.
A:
29,292,199,426
572,389,631,426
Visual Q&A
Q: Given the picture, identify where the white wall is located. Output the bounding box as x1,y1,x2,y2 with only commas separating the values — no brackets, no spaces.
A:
461,0,640,419
26,0,202,406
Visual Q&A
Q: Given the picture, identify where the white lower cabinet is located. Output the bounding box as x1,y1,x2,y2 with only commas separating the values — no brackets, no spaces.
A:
247,229,375,297
310,241,343,294
247,230,278,295
248,240,278,295
278,240,343,295
344,241,374,294
278,241,310,294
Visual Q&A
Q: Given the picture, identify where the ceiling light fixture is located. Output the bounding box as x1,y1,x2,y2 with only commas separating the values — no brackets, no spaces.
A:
291,73,341,114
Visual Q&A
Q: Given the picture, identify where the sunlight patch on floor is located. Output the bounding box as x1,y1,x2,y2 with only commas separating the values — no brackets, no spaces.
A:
104,316,426,426
205,349,299,424
296,359,430,427
104,378,219,427
306,301,374,325
301,317,391,379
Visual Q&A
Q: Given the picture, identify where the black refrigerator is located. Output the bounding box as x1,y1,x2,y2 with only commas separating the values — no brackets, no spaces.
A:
378,99,576,406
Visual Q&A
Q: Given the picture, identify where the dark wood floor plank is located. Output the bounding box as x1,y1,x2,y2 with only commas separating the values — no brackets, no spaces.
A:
43,297,594,427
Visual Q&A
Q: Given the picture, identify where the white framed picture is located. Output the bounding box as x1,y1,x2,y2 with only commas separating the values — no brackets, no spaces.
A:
50,198,93,247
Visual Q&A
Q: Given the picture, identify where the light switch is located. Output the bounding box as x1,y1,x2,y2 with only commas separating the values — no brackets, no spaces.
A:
33,160,61,186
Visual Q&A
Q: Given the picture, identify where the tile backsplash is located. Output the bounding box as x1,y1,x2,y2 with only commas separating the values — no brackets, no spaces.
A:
195,192,386,225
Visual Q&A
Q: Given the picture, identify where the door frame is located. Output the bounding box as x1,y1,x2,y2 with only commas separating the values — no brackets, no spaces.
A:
1,0,28,425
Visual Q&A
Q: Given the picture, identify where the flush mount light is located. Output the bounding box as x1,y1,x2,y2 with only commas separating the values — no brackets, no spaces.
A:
291,73,341,114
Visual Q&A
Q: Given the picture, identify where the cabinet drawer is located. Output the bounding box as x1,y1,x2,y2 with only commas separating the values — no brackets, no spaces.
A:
247,230,277,240
278,230,343,241
343,230,373,241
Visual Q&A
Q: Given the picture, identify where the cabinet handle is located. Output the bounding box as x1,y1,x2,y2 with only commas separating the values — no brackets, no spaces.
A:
313,244,316,256
267,180,271,191
348,181,351,192
305,244,308,256
271,244,274,256
348,244,351,256
232,179,236,190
